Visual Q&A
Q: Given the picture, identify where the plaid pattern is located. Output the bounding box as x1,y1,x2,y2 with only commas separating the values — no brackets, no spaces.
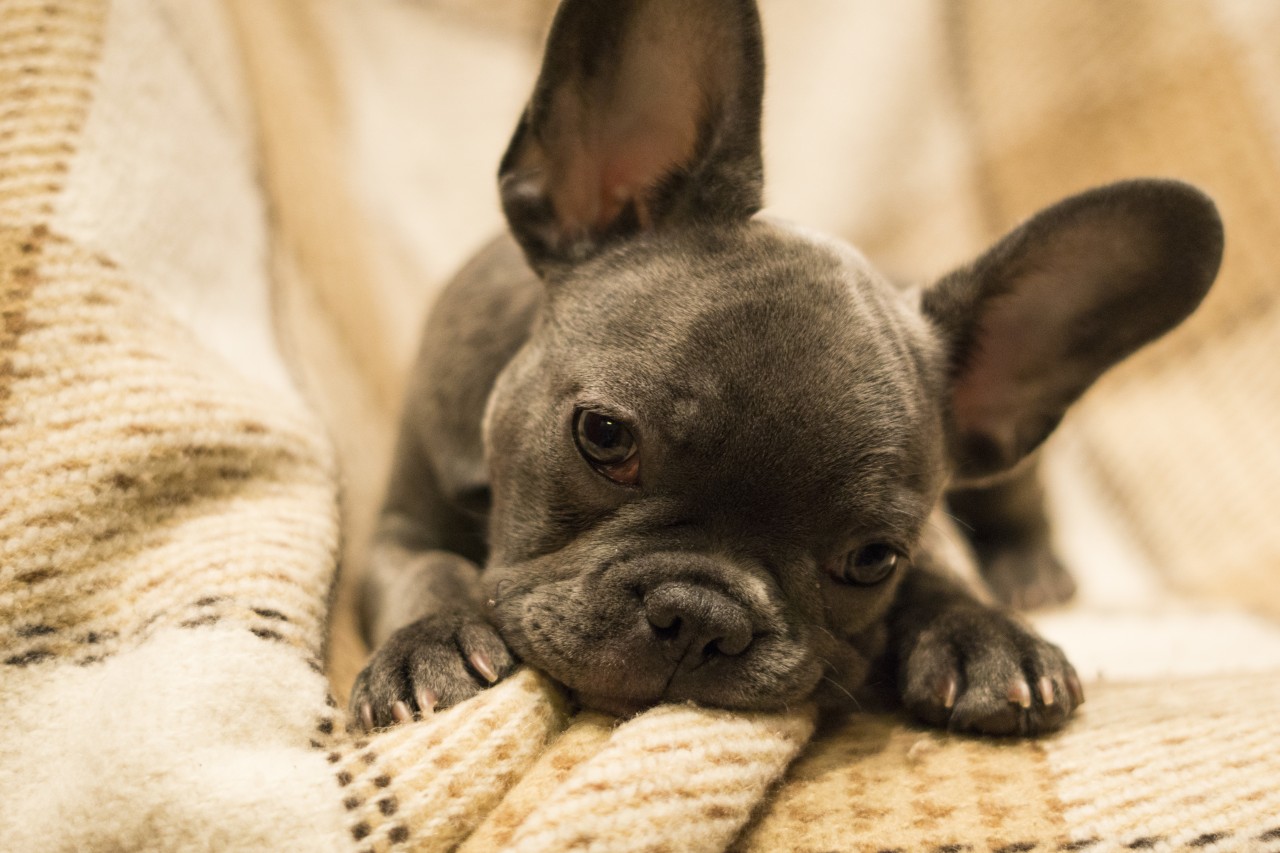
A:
4,1,1280,851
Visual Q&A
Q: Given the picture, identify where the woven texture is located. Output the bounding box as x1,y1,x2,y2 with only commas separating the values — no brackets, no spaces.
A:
0,2,812,851
494,706,814,853
4,1,1280,852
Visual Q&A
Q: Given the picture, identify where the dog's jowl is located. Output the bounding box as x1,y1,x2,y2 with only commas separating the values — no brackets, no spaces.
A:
352,0,1223,735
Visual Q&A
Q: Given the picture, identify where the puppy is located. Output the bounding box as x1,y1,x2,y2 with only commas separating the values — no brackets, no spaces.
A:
352,0,1223,734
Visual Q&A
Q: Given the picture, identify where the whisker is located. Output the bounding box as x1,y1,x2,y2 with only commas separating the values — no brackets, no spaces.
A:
821,675,861,711
940,510,975,534
800,622,839,643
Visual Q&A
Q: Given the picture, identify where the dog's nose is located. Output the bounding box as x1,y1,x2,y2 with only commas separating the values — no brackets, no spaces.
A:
643,582,754,660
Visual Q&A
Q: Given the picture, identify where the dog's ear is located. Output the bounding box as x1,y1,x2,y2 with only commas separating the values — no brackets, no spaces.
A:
499,0,764,277
924,179,1224,484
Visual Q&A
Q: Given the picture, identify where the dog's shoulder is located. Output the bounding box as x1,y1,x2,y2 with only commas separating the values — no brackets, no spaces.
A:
404,233,542,505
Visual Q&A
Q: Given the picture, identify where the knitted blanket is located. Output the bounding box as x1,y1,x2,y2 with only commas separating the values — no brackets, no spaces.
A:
0,3,809,850
4,2,1280,852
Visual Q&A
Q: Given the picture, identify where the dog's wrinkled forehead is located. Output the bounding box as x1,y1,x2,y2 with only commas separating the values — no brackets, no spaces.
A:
551,223,932,403
544,220,945,516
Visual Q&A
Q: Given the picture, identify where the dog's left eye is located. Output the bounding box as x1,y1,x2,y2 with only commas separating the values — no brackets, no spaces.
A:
829,543,901,585
573,408,640,485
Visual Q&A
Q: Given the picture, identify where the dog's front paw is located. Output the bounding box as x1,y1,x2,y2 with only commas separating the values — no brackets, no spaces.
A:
901,608,1084,736
350,612,517,730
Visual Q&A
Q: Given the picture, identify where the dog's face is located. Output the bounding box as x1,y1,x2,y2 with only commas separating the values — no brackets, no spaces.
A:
476,0,1223,714
482,224,947,712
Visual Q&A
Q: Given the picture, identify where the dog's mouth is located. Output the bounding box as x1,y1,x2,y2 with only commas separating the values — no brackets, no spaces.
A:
487,578,825,714
533,636,824,716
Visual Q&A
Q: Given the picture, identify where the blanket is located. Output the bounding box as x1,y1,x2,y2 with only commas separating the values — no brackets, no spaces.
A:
3,1,1280,851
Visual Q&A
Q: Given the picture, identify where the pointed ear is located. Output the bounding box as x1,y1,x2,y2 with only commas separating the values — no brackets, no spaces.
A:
924,179,1224,484
499,0,765,276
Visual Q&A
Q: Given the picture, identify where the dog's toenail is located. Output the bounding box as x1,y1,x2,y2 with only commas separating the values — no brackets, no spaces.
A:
416,688,438,715
1008,678,1032,708
391,701,412,723
470,650,499,683
1038,676,1055,706
937,674,958,709
359,702,373,731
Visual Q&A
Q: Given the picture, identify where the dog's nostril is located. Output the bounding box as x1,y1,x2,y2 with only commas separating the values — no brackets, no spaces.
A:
648,608,677,631
649,614,682,641
646,598,681,632
642,583,754,659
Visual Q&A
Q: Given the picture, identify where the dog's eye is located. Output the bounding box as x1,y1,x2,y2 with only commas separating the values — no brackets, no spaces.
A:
573,408,639,485
835,543,901,585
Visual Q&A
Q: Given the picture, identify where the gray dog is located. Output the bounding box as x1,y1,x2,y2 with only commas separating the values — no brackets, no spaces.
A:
352,0,1223,735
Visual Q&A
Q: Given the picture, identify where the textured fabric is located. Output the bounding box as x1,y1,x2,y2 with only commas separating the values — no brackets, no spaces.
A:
0,3,810,851
735,674,1280,852
0,4,352,848
5,1,1280,852
483,706,815,853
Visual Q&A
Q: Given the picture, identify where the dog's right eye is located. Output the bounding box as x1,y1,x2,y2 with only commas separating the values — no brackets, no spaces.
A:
824,543,902,586
573,408,640,485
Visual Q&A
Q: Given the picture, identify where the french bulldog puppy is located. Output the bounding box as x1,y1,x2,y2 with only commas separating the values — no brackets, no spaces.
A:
352,0,1223,735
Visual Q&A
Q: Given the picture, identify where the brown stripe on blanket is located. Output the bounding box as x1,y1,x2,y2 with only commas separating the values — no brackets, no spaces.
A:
2,228,57,669
0,2,105,222
1,228,45,412
732,711,1068,853
0,231,335,673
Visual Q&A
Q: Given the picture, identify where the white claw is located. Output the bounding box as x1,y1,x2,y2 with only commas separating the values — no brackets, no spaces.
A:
1008,678,1032,709
1038,676,1056,707
470,651,499,683
939,675,958,710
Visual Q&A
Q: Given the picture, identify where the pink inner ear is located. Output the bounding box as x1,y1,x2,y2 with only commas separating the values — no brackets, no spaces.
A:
950,222,1138,465
951,337,1024,461
949,267,1079,457
544,12,712,237
596,123,699,228
549,112,699,235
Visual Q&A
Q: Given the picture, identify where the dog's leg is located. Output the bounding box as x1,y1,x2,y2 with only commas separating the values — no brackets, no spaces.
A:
350,424,515,730
947,457,1076,609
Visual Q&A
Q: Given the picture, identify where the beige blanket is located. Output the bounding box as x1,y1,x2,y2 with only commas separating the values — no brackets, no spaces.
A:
3,1,1280,851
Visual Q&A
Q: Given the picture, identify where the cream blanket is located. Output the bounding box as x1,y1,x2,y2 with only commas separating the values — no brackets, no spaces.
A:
3,2,1280,851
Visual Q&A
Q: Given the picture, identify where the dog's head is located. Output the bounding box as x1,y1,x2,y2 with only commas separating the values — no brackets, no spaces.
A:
479,0,1223,713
